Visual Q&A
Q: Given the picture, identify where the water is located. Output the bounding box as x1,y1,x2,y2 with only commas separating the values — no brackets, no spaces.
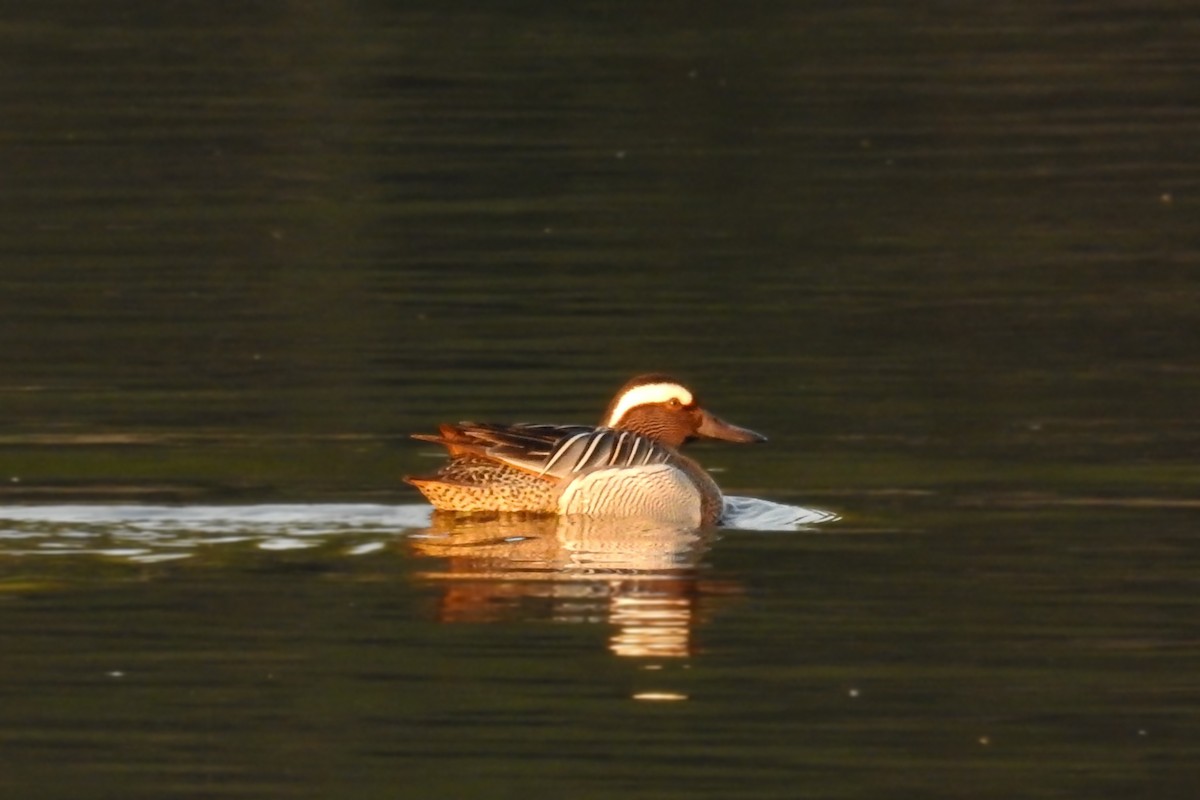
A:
3,1,1199,797
2,502,1195,798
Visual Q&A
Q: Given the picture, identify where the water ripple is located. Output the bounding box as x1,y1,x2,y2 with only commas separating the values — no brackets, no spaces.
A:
0,498,837,563
0,503,435,562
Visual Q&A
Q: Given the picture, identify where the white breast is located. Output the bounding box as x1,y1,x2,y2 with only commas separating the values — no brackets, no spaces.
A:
555,464,703,527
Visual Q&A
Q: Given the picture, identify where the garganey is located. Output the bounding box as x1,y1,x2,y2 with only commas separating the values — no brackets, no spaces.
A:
406,374,765,526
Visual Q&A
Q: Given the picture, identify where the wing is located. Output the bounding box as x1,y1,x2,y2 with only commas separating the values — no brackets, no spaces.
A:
413,423,675,481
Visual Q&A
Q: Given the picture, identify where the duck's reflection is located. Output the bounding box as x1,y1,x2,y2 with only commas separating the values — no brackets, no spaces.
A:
407,513,739,659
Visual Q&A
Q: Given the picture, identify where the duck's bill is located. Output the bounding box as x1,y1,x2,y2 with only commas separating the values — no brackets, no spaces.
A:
696,410,768,443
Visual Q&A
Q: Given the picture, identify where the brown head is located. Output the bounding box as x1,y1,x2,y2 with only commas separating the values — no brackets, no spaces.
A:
600,374,767,448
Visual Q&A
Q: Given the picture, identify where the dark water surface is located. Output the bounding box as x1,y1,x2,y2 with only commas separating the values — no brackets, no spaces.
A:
2,1,1199,798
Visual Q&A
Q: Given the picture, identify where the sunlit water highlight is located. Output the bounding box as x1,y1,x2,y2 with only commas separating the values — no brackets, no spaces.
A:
0,497,838,562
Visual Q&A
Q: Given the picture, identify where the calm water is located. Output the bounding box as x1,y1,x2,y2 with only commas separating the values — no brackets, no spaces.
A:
2,1,1199,797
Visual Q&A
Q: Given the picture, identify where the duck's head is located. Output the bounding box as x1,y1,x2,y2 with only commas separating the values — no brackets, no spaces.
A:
600,374,768,448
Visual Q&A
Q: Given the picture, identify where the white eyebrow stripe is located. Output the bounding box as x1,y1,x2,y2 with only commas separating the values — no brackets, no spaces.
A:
604,382,693,427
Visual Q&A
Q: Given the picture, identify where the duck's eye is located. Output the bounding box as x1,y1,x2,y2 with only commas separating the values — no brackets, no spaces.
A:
666,398,683,409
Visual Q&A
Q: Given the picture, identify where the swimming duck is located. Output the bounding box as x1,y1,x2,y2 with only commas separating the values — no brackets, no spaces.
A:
406,374,766,526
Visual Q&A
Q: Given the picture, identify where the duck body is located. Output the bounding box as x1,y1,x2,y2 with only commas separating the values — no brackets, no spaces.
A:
406,375,765,526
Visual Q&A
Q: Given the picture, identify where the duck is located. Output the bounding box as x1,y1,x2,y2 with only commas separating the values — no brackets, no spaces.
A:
405,374,766,526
